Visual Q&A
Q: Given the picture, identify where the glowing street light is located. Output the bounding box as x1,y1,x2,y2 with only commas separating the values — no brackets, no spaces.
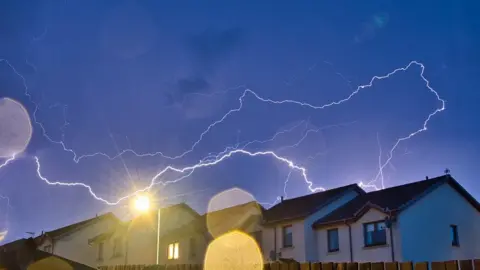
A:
134,194,150,212
132,194,161,264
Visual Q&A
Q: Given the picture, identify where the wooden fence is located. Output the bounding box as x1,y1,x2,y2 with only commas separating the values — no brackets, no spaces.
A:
98,259,480,270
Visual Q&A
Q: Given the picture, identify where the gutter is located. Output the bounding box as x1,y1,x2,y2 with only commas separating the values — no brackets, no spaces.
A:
346,221,353,262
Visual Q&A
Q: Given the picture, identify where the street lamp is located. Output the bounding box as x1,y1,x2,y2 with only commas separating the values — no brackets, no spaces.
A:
133,194,161,265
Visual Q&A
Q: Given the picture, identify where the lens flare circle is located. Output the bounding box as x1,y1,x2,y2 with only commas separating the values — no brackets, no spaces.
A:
204,230,264,270
206,187,261,238
0,98,32,158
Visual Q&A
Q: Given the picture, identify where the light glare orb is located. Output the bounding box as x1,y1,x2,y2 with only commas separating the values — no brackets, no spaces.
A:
0,98,32,158
204,230,264,270
134,195,150,212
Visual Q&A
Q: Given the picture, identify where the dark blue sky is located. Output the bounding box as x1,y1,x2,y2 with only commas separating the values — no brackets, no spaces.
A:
0,0,479,243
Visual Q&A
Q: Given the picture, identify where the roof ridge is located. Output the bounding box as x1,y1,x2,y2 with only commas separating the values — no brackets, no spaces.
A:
366,175,447,194
279,183,359,203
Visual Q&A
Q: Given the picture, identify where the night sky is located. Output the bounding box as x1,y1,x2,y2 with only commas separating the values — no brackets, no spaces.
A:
1,0,479,243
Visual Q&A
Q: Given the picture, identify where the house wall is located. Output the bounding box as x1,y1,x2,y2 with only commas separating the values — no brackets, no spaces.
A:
304,190,359,262
316,209,401,263
159,232,208,265
98,206,199,266
262,189,360,263
40,218,118,267
399,183,480,262
350,209,398,262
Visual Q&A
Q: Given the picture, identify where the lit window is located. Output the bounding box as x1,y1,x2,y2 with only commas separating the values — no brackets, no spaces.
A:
327,228,339,252
168,242,179,260
363,221,387,246
282,225,293,248
451,225,459,246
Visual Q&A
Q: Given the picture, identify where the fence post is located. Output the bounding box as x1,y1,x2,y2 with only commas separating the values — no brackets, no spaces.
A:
460,260,473,270
300,263,311,270
322,262,334,270
431,261,446,270
271,262,280,270
445,261,458,270
415,262,429,270
372,262,385,270
360,262,371,270
311,262,322,270
474,260,480,270
400,262,413,270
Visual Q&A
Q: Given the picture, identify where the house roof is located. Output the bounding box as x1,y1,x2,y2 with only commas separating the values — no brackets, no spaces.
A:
161,201,264,241
312,174,480,228
263,184,364,225
0,238,96,270
42,212,119,240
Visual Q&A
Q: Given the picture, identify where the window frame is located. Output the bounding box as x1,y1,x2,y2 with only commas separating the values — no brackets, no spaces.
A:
282,225,293,248
189,237,196,258
327,228,339,252
168,242,180,260
43,245,52,253
450,225,459,247
97,242,104,261
112,237,123,257
363,220,387,247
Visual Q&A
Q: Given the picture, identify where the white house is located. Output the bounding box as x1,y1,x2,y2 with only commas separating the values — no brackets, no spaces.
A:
155,201,264,266
88,203,200,267
312,175,480,262
35,212,120,267
261,184,365,262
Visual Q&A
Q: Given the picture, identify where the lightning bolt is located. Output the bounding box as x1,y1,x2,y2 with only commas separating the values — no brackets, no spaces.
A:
34,147,322,205
0,155,17,170
2,58,445,206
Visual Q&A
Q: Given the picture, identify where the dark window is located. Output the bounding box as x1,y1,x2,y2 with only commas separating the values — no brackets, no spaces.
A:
113,237,123,256
282,225,293,248
43,245,52,253
364,221,387,247
451,225,459,246
327,228,339,252
98,242,104,261
189,237,196,258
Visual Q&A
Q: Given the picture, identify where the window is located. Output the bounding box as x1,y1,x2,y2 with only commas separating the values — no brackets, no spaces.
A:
451,225,459,246
282,225,293,248
168,242,179,260
113,237,123,257
189,238,196,258
97,242,104,261
327,228,339,252
364,221,387,247
43,245,52,253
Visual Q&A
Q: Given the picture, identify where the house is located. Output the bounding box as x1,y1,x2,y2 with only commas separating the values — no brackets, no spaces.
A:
157,201,264,266
261,184,365,262
0,237,96,270
89,202,200,266
35,212,120,267
312,175,480,262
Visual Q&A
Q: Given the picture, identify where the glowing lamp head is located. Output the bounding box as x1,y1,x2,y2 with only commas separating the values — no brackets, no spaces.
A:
134,195,150,212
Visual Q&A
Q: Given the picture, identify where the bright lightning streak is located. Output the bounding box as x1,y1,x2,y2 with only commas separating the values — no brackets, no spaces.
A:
365,61,445,189
34,147,324,205
4,59,444,205
0,155,17,170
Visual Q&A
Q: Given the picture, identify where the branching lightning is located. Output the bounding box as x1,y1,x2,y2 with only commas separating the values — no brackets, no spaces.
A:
1,57,445,208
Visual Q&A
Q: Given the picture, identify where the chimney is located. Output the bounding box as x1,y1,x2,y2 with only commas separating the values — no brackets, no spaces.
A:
426,176,429,180
280,196,284,202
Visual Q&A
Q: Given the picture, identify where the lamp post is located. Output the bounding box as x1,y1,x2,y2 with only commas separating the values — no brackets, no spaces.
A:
133,194,161,265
